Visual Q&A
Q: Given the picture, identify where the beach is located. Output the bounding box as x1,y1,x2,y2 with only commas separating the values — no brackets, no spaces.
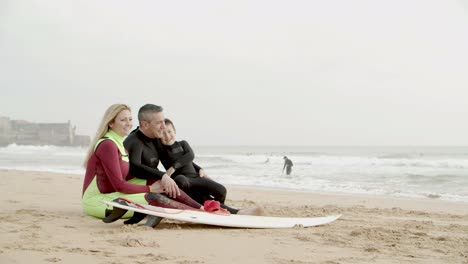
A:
1,169,467,264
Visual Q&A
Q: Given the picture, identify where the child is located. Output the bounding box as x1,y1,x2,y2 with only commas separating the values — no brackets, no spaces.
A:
158,118,263,215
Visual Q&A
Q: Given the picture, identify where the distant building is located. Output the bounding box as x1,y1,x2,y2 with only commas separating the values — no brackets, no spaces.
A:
0,115,90,147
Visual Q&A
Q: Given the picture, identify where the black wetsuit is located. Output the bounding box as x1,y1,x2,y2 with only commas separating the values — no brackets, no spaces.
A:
284,158,293,175
124,128,168,181
159,140,228,203
124,128,238,214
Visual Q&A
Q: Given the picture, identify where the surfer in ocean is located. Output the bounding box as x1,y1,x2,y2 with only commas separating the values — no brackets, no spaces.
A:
283,156,293,175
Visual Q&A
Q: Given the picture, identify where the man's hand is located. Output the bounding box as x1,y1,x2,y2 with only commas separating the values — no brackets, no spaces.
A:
161,174,180,198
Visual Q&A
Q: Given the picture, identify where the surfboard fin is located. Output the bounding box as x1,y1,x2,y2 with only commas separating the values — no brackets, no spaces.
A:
121,210,162,227
102,198,132,223
144,215,163,228
123,212,147,225
102,206,128,223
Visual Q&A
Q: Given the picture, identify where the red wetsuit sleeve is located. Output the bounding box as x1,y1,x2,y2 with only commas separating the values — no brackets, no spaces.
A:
96,140,150,194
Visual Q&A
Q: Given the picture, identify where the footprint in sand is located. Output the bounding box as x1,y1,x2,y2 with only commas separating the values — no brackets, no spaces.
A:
364,247,380,253
33,177,52,182
15,209,47,217
25,224,42,230
107,237,160,248
44,257,61,262
125,253,172,262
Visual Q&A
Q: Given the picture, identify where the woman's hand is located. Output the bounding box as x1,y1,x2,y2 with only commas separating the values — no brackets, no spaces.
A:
150,181,164,193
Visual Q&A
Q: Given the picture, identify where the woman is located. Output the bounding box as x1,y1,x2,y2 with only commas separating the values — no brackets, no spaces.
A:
81,104,204,219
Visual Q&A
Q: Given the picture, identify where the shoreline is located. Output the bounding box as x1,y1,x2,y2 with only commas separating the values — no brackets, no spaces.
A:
230,182,468,200
2,168,467,205
226,184,468,216
1,168,468,214
1,169,467,263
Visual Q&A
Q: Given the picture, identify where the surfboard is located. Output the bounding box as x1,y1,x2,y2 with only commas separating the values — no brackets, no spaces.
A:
101,198,341,229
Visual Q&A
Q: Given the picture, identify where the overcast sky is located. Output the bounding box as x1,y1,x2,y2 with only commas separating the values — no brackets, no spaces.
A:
1,0,467,146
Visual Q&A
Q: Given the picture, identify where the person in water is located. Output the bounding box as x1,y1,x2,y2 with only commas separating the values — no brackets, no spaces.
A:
81,103,205,219
283,156,293,175
124,104,263,215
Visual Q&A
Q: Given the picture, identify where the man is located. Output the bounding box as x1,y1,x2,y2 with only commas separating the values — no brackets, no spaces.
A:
124,104,209,200
283,156,293,175
124,104,181,198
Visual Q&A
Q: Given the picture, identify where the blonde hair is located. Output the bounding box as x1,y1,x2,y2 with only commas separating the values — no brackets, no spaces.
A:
83,104,131,167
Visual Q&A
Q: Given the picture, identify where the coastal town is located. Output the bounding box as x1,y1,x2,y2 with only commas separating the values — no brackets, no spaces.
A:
0,115,90,147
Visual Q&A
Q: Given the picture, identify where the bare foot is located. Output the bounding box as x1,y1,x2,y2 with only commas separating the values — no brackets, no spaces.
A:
237,206,265,216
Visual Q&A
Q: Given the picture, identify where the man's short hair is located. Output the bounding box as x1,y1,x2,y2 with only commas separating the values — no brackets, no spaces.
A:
138,104,163,122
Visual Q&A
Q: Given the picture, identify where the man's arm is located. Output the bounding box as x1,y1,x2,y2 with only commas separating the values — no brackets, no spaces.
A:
124,136,165,180
125,134,180,198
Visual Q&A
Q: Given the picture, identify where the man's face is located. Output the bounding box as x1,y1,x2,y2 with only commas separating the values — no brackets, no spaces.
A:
141,112,166,138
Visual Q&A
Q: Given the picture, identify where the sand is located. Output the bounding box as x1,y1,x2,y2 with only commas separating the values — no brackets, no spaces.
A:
0,169,467,264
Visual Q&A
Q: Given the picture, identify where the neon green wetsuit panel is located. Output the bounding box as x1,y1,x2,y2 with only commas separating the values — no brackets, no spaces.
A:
82,130,149,219
82,177,148,219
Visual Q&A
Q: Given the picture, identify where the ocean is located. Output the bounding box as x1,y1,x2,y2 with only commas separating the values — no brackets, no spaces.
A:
1,144,467,203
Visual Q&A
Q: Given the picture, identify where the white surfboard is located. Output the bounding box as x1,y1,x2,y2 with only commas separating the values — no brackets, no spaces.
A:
101,199,341,229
